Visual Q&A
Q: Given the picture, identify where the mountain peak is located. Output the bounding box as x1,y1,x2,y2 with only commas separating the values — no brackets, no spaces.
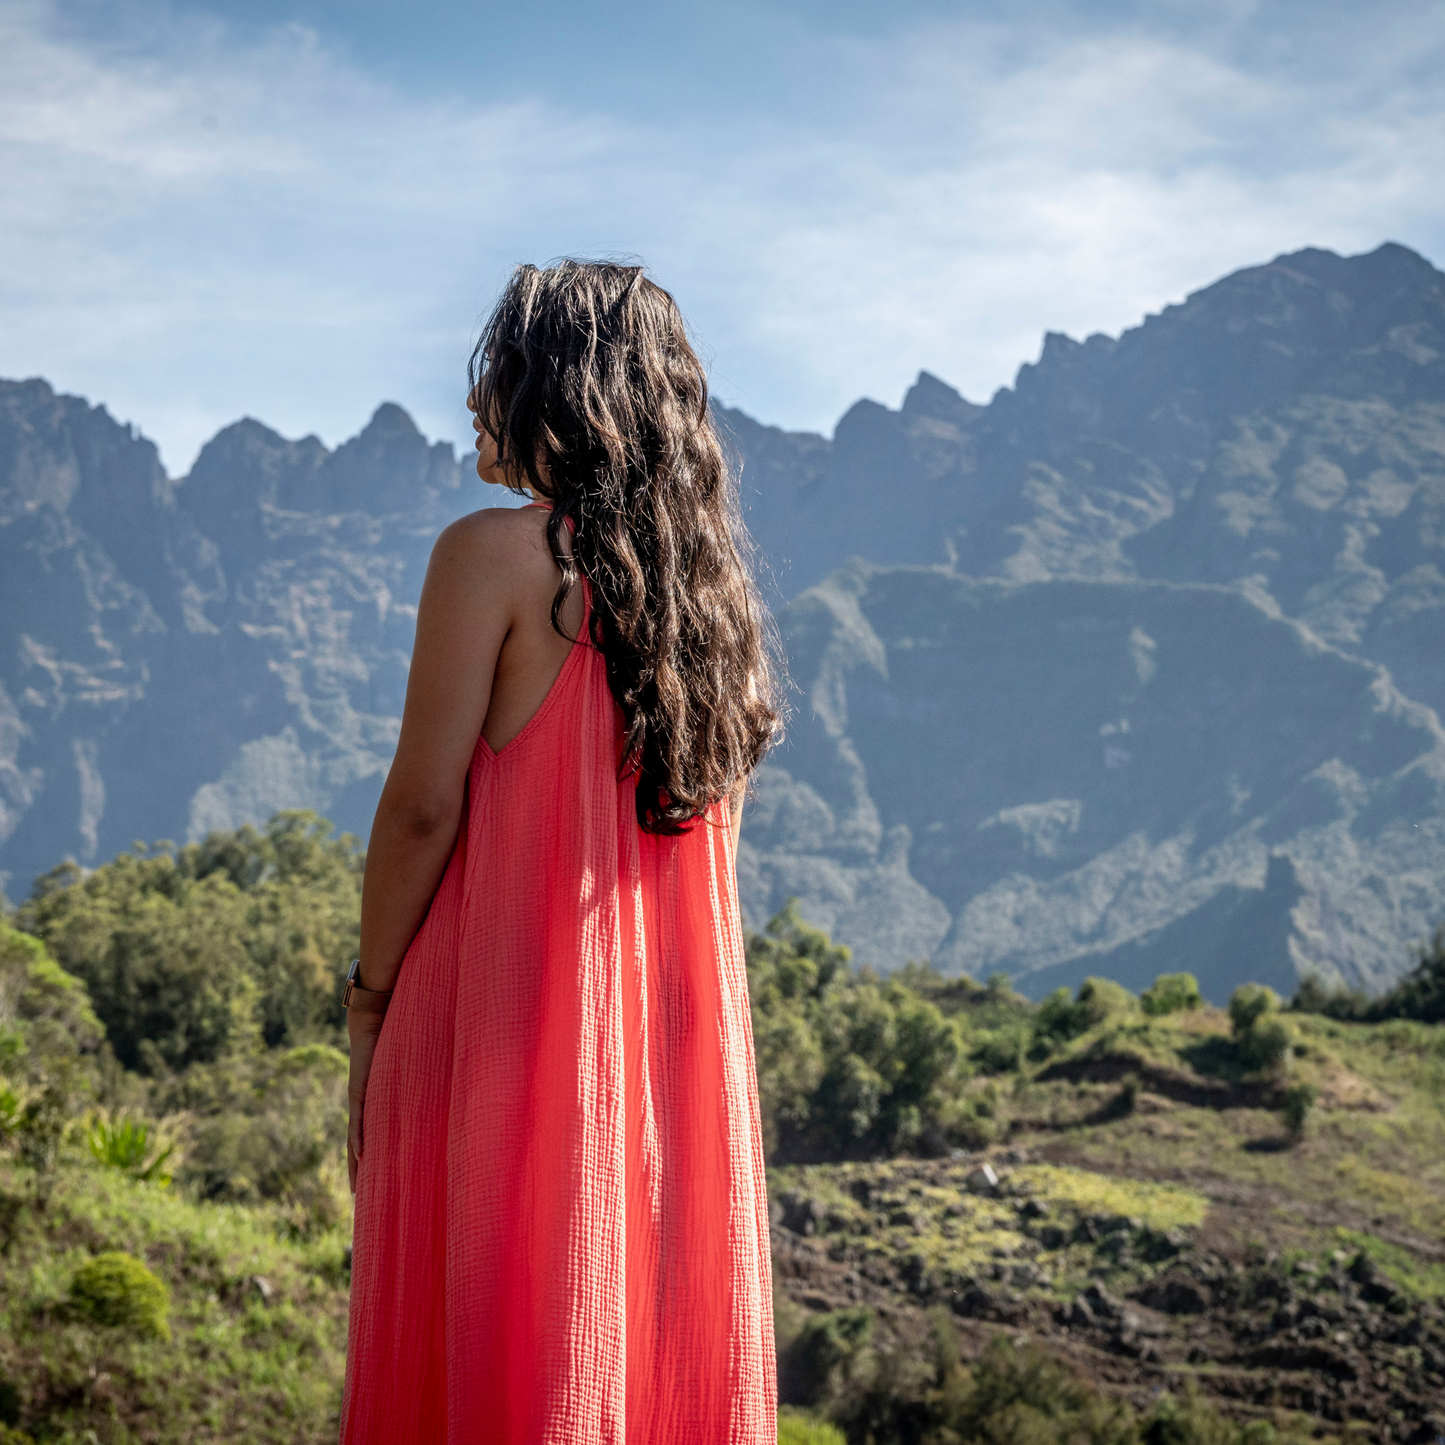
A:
901,371,982,426
360,402,421,439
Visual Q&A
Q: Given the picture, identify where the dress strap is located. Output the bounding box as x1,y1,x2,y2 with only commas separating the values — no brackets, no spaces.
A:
522,501,588,626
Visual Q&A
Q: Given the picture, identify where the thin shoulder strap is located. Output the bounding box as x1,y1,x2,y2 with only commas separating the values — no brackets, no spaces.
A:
523,501,589,630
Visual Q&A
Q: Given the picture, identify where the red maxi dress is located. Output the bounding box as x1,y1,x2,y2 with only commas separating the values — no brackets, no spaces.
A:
341,573,777,1444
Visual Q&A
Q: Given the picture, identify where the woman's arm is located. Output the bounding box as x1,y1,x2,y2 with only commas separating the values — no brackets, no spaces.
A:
347,512,517,1190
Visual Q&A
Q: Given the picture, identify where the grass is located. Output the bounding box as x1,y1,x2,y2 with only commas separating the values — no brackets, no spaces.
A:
1016,1007,1445,1262
0,1158,348,1444
1015,1164,1208,1231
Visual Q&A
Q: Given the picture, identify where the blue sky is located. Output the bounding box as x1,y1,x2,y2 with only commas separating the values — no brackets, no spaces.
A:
2,0,1443,472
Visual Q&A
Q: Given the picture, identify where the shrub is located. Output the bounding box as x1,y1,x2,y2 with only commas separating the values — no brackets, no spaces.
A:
1293,924,1445,1024
158,1043,349,1233
747,905,975,1161
18,812,362,1069
1032,977,1138,1053
1141,1386,1278,1443
1141,972,1203,1016
930,1331,1138,1443
1228,984,1279,1035
1282,1082,1317,1140
782,1307,875,1408
86,1113,176,1185
67,1252,171,1341
777,1411,847,1445
1238,1016,1293,1074
0,925,102,1178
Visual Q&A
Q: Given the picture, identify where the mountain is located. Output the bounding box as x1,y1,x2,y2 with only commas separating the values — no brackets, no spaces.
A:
3,241,1444,999
730,242,1445,995
0,384,476,892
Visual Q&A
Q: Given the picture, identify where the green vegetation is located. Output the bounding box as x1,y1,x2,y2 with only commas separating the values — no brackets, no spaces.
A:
67,1253,171,1341
18,812,361,1070
0,814,360,1441
2,835,1444,1442
776,1309,1313,1445
1229,986,1294,1076
746,903,1023,1159
1139,973,1203,1017
1293,924,1445,1024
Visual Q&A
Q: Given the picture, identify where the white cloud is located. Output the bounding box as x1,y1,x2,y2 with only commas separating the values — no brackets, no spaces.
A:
0,0,1441,471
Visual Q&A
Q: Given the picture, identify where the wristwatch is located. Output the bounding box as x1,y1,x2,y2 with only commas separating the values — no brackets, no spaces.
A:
342,958,393,1015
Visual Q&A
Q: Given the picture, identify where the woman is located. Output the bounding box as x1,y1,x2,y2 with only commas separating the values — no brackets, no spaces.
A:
341,261,782,1444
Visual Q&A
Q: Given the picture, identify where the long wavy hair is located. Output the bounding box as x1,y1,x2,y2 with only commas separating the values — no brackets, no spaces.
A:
468,260,782,833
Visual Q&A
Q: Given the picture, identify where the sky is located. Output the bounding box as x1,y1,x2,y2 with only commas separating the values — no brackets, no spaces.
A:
2,0,1443,474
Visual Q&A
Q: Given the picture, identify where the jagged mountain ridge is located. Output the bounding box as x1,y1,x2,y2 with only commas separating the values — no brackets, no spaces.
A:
728,241,1445,993
3,242,1443,998
0,384,475,889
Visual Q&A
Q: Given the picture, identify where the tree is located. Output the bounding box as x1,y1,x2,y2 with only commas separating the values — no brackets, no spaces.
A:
18,812,361,1070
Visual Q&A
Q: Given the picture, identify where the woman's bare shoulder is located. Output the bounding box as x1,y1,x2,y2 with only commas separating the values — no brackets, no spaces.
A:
431,505,557,588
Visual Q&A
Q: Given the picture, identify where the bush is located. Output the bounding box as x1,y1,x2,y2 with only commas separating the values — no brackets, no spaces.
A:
18,811,361,1070
1228,985,1293,1075
782,1307,875,1408
1282,1082,1317,1140
777,1414,846,1445
67,1251,171,1341
1141,972,1203,1016
1033,977,1138,1053
1228,984,1279,1034
747,905,976,1160
1293,924,1445,1024
0,925,102,1177
158,1043,350,1233
86,1113,176,1185
927,1330,1138,1444
1238,1016,1293,1074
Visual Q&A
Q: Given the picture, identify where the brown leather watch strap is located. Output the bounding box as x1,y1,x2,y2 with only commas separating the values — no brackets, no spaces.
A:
343,958,393,1014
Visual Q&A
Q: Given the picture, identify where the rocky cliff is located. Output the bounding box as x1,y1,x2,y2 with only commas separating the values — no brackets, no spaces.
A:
730,242,1445,995
4,241,1443,998
0,383,475,890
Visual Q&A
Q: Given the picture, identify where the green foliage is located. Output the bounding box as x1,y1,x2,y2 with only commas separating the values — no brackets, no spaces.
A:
1228,985,1293,1075
1294,923,1445,1024
86,1112,176,1184
1238,1016,1293,1073
18,811,361,1070
1281,1082,1317,1140
0,924,102,1177
1141,1388,1281,1445
1140,972,1203,1017
1033,977,1138,1052
1228,984,1279,1034
932,1331,1139,1445
157,1043,350,1233
748,904,988,1159
1,1155,349,1440
787,1307,876,1407
793,1317,1302,1445
777,1412,847,1445
67,1250,171,1340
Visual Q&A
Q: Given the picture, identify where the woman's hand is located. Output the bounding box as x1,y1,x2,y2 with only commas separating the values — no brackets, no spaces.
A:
347,1011,385,1194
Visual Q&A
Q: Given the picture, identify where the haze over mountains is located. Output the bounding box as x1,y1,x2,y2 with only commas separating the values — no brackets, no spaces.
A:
3,242,1443,1001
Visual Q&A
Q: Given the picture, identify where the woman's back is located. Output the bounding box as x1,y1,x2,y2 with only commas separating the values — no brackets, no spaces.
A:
342,517,776,1444
341,261,780,1443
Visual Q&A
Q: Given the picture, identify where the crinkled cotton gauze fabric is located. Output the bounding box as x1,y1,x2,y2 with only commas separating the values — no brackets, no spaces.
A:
340,579,777,1445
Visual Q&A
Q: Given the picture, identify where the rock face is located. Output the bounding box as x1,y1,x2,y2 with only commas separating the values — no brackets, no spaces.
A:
0,381,474,893
728,242,1445,994
4,241,1445,999
738,565,1445,997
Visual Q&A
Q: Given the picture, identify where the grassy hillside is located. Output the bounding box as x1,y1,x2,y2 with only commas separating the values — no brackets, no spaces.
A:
3,819,1443,1443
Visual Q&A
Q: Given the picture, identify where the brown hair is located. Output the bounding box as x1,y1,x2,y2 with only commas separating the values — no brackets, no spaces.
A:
469,260,782,833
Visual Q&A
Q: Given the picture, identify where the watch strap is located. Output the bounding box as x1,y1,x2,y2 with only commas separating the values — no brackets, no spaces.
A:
343,958,393,1014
